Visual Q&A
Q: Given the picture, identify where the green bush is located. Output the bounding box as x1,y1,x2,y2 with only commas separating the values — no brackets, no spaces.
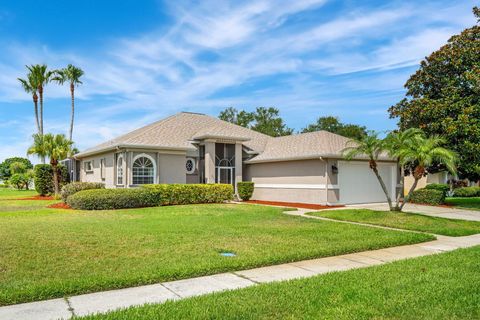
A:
409,188,445,205
237,181,254,201
0,183,8,188
453,186,480,198
67,188,158,210
34,164,69,196
142,184,234,205
61,182,105,203
425,183,450,196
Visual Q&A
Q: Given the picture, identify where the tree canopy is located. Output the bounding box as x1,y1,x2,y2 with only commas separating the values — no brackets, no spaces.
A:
219,107,293,137
0,157,33,181
302,116,367,140
389,7,480,181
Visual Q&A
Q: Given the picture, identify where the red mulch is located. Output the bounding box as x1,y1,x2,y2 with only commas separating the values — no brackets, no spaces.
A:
47,202,72,209
246,200,344,210
14,195,55,200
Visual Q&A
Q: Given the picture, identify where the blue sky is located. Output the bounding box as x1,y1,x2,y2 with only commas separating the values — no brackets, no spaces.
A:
0,0,476,162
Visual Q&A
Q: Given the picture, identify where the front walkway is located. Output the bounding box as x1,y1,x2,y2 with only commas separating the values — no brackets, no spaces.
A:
338,202,480,221
2,223,480,320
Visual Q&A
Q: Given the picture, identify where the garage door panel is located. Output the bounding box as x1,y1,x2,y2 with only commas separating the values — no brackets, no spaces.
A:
338,161,394,204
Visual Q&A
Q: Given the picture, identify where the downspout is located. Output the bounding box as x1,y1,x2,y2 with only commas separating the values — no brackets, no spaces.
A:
319,157,328,205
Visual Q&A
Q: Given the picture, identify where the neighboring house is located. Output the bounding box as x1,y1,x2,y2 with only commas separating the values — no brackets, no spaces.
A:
403,172,450,194
73,112,400,205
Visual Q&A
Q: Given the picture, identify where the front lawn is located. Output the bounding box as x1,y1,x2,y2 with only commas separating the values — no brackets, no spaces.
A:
310,209,480,236
445,197,480,210
0,193,433,306
78,245,480,320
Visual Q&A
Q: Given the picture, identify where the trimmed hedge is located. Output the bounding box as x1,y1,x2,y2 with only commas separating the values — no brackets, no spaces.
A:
67,184,234,210
409,188,445,205
453,186,480,198
67,188,158,210
237,181,254,201
34,164,69,196
61,182,105,203
142,184,234,205
425,183,449,195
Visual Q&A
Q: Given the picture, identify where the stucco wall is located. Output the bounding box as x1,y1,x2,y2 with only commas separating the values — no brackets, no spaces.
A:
158,153,186,184
80,152,115,187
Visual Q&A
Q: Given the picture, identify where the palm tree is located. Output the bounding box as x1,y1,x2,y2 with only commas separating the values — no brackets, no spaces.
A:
384,128,425,210
342,131,396,210
27,64,54,136
27,133,74,196
394,135,457,210
18,72,41,134
53,64,84,141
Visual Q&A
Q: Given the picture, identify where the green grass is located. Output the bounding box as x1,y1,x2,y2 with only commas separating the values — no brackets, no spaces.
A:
0,188,36,199
0,189,434,306
77,246,480,320
446,197,480,210
309,209,480,236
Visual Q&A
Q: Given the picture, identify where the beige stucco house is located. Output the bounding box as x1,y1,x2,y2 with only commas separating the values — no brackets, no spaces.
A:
73,112,400,205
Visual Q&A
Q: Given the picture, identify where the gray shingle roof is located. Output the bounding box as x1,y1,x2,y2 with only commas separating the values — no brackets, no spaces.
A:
76,112,395,162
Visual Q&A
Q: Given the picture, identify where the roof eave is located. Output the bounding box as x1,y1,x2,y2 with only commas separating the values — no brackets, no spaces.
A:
75,144,192,159
245,154,396,164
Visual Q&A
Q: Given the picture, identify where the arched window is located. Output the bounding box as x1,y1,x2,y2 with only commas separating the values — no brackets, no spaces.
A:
132,155,156,185
117,155,124,185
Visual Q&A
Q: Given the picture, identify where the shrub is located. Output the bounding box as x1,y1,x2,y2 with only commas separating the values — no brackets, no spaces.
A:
409,188,445,205
61,182,105,203
0,183,8,188
425,183,450,196
453,186,480,198
237,181,254,201
67,188,158,210
9,173,30,190
142,184,234,205
34,164,69,196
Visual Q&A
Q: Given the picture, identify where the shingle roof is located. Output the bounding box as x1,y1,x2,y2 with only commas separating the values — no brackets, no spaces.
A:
76,112,395,162
76,112,270,157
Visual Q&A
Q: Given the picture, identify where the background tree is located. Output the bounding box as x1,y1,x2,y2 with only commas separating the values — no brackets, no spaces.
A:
389,7,480,181
27,133,74,196
302,116,367,140
218,107,293,137
0,157,33,182
18,72,40,134
26,64,54,137
53,64,84,141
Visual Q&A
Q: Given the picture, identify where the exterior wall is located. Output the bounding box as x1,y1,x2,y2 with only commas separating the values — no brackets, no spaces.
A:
245,159,329,205
80,152,115,187
157,153,186,184
404,172,448,194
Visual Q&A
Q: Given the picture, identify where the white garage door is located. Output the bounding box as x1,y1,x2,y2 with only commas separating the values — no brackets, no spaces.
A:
338,161,396,204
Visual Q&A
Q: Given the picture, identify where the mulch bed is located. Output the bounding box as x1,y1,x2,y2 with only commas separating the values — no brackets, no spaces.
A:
246,200,344,210
47,202,72,209
10,195,55,201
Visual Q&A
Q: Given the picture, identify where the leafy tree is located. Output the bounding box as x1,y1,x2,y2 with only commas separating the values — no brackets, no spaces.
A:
0,157,33,181
53,64,84,141
389,7,480,181
302,116,367,140
218,107,293,137
27,133,74,196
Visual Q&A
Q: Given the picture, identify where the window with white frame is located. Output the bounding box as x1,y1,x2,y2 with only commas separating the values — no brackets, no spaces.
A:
84,161,93,173
132,155,155,185
117,155,124,185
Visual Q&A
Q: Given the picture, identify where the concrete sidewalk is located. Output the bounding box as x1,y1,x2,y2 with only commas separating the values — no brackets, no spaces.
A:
2,231,480,320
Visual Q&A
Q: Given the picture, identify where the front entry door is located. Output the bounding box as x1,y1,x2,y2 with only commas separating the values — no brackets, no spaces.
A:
216,167,234,185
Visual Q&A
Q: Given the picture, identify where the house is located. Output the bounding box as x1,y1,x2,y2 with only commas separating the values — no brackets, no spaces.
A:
73,112,400,205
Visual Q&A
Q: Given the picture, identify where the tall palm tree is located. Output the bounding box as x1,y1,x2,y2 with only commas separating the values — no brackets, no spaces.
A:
18,72,41,134
27,64,54,136
384,128,425,210
53,64,84,141
394,135,457,210
27,133,74,196
342,131,396,210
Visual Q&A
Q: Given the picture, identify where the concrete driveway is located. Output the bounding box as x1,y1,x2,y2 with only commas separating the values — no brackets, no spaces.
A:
343,203,480,222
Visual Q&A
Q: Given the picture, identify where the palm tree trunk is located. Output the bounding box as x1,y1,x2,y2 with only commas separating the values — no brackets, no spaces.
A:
52,164,60,197
39,86,45,164
33,93,40,134
372,166,394,210
69,83,75,141
400,177,420,210
393,164,405,211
